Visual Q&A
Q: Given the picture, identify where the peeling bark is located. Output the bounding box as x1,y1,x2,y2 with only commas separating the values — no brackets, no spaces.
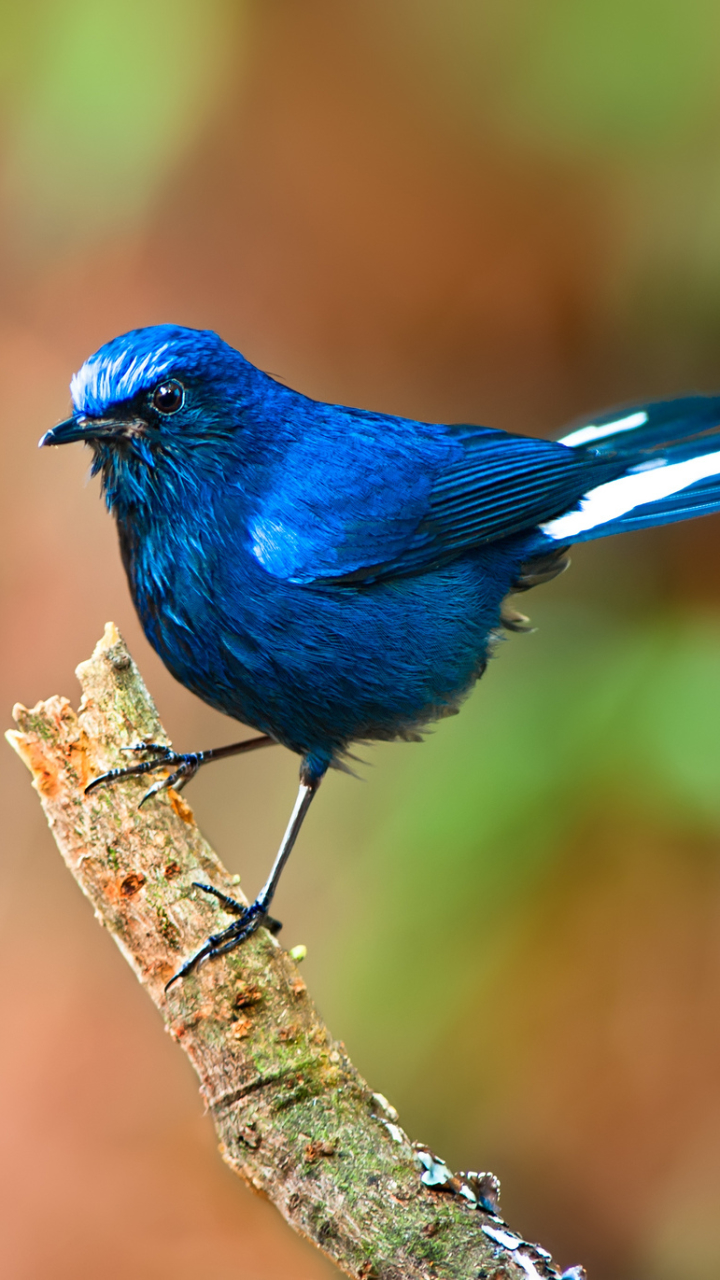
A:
7,624,582,1280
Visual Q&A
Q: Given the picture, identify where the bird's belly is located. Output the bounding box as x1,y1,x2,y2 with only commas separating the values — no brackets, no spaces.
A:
131,542,524,764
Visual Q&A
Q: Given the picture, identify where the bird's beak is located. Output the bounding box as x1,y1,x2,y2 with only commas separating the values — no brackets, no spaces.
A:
39,415,130,448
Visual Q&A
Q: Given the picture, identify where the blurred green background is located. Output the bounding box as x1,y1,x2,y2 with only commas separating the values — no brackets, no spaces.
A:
3,2,720,1277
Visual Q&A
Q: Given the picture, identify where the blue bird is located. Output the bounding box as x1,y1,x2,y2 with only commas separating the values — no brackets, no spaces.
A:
40,324,720,985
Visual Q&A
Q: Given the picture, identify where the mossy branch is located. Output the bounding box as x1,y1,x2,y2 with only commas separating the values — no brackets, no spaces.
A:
7,624,581,1280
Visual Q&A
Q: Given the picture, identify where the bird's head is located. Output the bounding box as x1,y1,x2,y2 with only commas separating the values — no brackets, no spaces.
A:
40,324,264,509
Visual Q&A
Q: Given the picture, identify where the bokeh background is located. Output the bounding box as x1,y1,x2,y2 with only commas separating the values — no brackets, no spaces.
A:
3,2,720,1277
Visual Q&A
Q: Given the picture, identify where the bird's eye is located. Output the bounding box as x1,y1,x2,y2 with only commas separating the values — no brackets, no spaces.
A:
151,379,185,415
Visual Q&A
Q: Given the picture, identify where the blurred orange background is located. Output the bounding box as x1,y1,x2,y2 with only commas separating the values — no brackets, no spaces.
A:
3,3,720,1277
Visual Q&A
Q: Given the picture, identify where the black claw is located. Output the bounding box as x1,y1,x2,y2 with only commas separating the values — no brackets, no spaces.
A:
164,892,269,991
85,771,113,795
137,781,164,809
165,943,214,990
86,744,201,802
192,881,247,915
87,736,273,805
161,767,187,792
86,762,156,794
137,763,193,808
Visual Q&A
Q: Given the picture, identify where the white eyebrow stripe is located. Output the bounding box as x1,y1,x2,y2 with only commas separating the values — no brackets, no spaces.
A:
541,447,720,539
70,344,176,413
560,410,648,448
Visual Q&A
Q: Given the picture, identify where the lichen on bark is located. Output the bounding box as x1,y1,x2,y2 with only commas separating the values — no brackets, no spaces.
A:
7,623,579,1280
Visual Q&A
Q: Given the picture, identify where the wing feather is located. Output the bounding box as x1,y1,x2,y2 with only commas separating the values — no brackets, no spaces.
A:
285,421,623,584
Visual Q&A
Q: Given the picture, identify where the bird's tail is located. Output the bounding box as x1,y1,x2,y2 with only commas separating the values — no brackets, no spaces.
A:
540,394,720,544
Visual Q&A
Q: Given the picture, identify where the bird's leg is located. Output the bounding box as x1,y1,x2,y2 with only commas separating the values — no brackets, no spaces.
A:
165,767,321,990
85,734,276,806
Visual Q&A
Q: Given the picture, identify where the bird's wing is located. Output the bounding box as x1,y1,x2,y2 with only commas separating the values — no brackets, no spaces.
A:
359,423,619,581
248,414,620,585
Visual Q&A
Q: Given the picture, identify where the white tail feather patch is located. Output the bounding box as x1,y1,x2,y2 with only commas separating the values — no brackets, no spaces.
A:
541,448,720,540
560,410,648,449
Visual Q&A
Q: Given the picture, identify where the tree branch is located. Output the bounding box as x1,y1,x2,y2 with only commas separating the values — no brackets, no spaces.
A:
7,623,583,1280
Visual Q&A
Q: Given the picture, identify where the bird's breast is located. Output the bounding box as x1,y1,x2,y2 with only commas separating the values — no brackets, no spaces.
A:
114,499,530,758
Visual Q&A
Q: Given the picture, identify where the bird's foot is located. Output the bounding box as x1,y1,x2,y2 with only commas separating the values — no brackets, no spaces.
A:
164,884,282,991
85,741,202,806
